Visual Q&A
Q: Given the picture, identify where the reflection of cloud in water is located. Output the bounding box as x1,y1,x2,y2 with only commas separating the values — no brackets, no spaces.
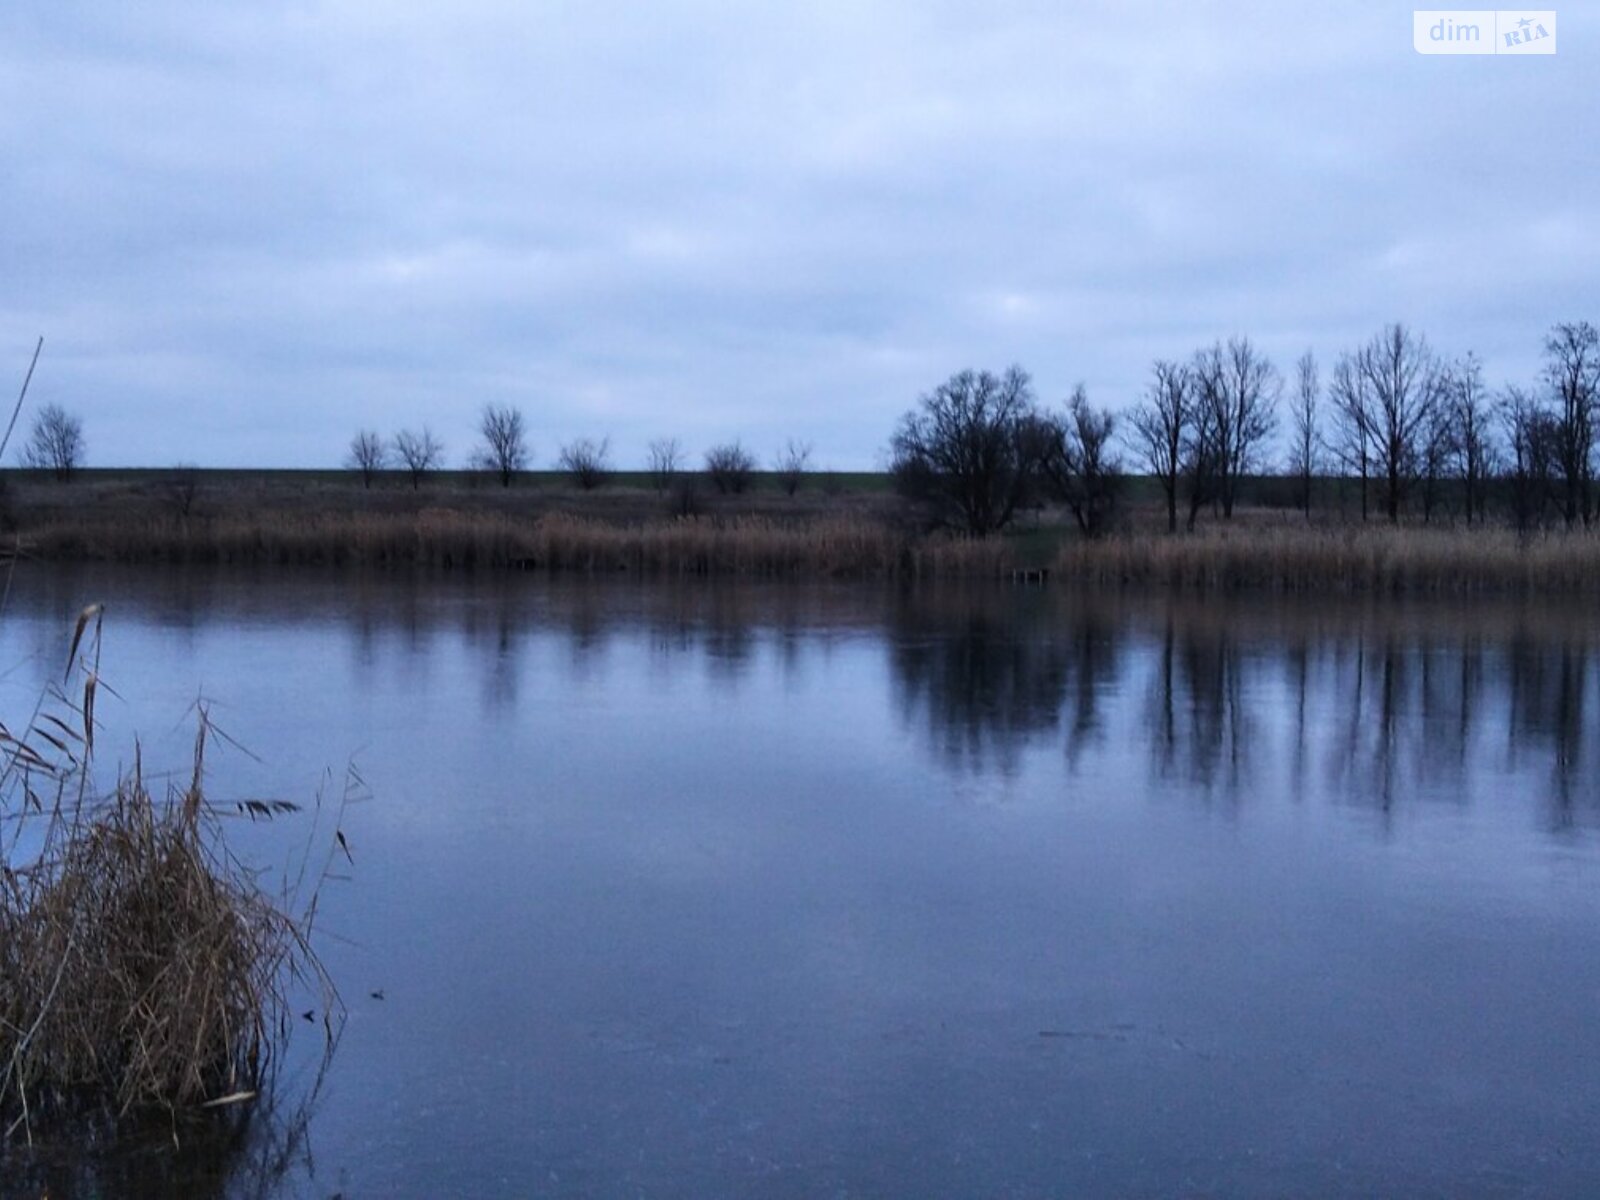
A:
3,570,1600,1196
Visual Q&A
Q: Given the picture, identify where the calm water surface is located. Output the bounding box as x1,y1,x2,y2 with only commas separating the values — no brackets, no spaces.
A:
2,566,1598,1198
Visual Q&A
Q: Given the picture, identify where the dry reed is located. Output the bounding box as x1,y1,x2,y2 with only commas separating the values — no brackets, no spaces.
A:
1057,524,1600,594
0,612,340,1143
19,510,1019,579
27,495,1600,593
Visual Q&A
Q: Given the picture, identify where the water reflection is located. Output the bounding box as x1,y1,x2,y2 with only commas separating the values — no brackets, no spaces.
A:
0,1096,319,1200
1146,615,1254,799
10,568,1597,826
1507,633,1594,825
877,589,1599,822
884,589,1124,776
2,568,1599,1197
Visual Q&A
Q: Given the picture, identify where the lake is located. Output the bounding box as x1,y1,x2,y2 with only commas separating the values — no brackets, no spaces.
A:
2,566,1598,1198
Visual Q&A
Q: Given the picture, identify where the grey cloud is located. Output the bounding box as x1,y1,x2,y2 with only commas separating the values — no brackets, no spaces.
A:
1,1,1594,468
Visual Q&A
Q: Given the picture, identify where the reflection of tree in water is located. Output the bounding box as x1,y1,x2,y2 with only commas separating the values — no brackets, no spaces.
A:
1314,621,1597,822
1145,616,1253,799
318,576,1600,827
448,580,812,703
481,595,522,711
702,586,757,684
1327,638,1409,812
1323,634,1473,815
890,592,1121,776
1506,633,1596,825
1131,600,1600,825
562,586,612,680
1413,633,1486,794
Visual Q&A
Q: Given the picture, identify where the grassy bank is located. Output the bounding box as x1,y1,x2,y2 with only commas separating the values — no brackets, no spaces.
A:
6,471,1600,592
1057,523,1600,594
18,509,1012,578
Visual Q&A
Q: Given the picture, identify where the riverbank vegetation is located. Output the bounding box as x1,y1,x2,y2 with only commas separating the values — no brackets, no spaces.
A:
5,317,1597,592
1056,521,1600,594
0,615,341,1145
4,476,1599,593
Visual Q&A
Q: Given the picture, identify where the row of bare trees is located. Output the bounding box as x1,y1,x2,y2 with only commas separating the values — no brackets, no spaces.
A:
890,321,1595,538
1125,320,1599,531
1317,322,1598,529
341,319,1593,527
348,407,820,496
645,438,812,496
347,427,446,489
1128,337,1281,533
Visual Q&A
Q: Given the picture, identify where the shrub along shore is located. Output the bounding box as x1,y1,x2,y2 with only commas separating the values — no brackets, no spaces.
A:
4,470,1600,593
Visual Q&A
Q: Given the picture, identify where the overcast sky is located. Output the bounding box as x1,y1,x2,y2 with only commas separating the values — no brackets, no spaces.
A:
2,2,1594,469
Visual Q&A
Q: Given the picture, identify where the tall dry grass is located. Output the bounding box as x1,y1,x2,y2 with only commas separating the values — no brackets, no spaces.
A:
1057,524,1600,594
0,609,341,1144
20,509,1019,578
27,496,1600,593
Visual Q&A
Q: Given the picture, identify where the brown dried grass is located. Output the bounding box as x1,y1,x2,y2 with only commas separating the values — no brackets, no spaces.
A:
19,509,1019,578
1056,524,1600,594
0,611,339,1144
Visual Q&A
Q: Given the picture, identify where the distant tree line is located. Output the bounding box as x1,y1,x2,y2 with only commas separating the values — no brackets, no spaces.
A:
1306,320,1596,531
341,406,825,502
890,320,1598,536
21,319,1593,540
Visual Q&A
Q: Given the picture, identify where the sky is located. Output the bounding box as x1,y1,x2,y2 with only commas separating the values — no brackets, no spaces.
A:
1,1,1595,470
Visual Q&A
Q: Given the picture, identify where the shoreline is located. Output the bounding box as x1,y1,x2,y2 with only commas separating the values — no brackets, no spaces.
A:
4,473,1599,594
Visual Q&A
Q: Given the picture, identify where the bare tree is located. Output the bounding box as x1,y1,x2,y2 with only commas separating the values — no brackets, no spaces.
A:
1289,351,1319,520
474,405,528,487
1129,360,1191,534
704,441,757,495
1418,401,1456,524
160,464,201,518
1180,393,1223,532
647,438,684,493
773,439,813,497
1543,321,1599,527
22,403,84,481
1041,385,1122,537
1446,353,1495,526
558,437,612,490
393,427,445,490
889,366,1044,535
346,430,388,488
1502,385,1558,531
1327,352,1374,521
1192,337,1279,518
1354,323,1446,523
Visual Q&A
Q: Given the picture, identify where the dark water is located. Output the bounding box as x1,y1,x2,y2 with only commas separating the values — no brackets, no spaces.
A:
3,567,1599,1198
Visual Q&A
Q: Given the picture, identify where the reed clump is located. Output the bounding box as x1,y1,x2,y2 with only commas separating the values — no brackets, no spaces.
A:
1,769,303,1127
1057,524,1600,594
1,613,338,1143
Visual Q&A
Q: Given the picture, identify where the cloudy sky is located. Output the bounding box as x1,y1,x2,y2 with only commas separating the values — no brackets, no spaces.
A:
2,2,1594,469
